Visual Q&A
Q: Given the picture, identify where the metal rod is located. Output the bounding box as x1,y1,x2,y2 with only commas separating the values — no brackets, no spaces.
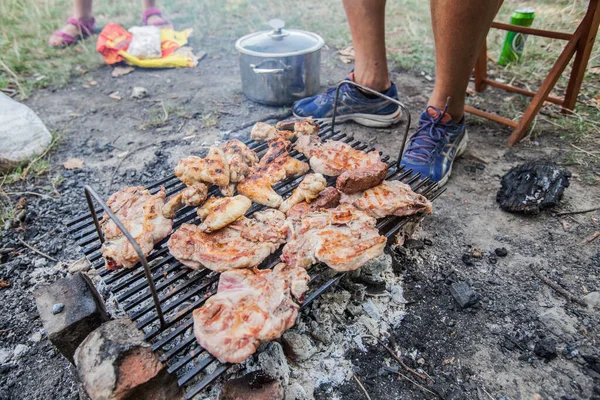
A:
83,185,167,328
330,80,411,167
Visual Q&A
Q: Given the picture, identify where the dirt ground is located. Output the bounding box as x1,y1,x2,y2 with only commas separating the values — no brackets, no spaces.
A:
0,48,599,400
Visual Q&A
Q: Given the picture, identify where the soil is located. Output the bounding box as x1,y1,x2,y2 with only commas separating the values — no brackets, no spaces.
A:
1,48,599,400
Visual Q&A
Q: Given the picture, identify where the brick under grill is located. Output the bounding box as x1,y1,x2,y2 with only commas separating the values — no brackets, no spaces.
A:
65,121,444,399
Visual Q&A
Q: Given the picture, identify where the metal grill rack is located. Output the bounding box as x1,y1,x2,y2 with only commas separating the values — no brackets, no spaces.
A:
66,120,444,399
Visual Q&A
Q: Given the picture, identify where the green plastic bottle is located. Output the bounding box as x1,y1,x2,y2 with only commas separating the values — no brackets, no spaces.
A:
498,8,536,66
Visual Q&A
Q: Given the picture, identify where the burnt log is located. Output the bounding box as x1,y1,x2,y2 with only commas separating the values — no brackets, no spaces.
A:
496,160,570,214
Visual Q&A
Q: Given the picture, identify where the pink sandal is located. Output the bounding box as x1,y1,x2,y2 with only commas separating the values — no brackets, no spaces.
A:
50,17,95,47
142,8,171,27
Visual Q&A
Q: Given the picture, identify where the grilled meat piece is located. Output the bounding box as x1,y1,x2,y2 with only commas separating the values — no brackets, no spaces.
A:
295,135,382,177
192,263,309,363
101,186,172,270
250,122,295,142
336,161,388,194
197,195,252,233
275,117,319,136
162,182,209,219
282,204,386,272
340,180,433,218
238,137,309,208
168,209,287,272
174,146,230,187
285,187,341,218
279,173,327,213
219,139,259,196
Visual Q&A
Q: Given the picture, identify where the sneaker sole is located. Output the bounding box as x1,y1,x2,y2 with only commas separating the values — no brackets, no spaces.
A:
293,109,402,128
437,130,469,187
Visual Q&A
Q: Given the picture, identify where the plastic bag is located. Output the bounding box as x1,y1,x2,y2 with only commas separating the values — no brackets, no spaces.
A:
127,26,162,59
97,23,197,68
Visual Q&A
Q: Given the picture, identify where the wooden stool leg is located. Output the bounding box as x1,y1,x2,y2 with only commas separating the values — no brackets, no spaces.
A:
562,0,600,112
507,33,580,146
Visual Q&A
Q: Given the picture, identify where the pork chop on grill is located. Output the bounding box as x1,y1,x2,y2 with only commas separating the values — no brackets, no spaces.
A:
279,173,327,213
168,209,287,272
101,186,173,270
285,186,341,219
282,204,386,272
174,146,230,187
295,135,388,193
197,195,252,233
250,122,295,142
340,180,433,218
237,137,309,208
276,117,320,136
192,263,309,363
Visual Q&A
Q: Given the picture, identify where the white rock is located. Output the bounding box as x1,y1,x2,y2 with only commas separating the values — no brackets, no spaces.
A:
0,348,11,364
29,331,42,343
584,292,600,309
0,93,52,173
131,87,148,99
13,344,29,359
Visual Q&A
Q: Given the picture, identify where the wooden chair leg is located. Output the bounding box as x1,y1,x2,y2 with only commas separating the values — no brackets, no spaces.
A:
474,41,488,92
562,0,600,112
507,31,581,146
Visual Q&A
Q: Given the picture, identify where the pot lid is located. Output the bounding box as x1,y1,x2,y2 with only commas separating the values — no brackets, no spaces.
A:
236,19,324,57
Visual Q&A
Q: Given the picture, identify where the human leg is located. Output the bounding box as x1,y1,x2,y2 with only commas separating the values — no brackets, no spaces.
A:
142,0,171,28
48,0,94,47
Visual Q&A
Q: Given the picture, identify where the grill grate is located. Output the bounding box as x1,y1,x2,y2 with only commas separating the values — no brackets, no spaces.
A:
66,121,444,399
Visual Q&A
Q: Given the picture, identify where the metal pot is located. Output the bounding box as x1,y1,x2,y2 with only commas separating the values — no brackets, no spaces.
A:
235,19,324,106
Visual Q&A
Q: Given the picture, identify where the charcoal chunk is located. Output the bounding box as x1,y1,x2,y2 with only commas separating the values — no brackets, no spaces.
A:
496,160,570,214
534,338,557,361
450,282,479,308
495,247,508,257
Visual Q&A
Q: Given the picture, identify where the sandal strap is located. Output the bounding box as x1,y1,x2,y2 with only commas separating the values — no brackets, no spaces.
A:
66,17,95,36
51,30,77,46
142,7,162,24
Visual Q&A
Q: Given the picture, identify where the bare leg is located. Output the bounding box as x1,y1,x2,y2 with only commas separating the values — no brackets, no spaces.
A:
342,0,390,92
429,0,499,121
48,0,93,46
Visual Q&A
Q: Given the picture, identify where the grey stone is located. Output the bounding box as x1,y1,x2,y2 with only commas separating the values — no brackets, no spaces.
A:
449,282,479,308
282,332,317,361
284,382,310,400
68,258,91,273
0,93,53,173
0,348,12,364
34,272,110,363
257,342,290,385
74,318,182,400
131,87,148,99
13,344,29,359
52,303,65,314
29,331,43,343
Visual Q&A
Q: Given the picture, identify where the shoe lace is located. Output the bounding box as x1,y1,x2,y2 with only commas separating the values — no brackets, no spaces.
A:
404,104,452,162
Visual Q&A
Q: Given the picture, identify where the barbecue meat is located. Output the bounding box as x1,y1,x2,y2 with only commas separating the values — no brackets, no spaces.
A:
162,182,208,218
168,209,287,271
336,161,388,194
285,187,341,218
101,186,172,270
237,137,309,207
340,180,433,218
174,146,230,187
250,122,295,142
219,140,259,196
197,195,252,233
276,117,319,136
279,173,327,213
192,263,309,363
282,204,386,272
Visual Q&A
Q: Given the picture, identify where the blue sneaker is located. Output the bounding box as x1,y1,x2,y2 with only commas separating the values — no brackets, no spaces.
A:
292,73,402,128
400,105,468,186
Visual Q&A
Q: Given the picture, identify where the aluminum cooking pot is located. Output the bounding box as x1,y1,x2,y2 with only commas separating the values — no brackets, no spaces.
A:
235,19,324,106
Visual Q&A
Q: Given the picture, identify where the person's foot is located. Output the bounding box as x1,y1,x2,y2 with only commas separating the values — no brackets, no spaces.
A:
292,73,402,128
49,17,95,47
400,105,468,186
142,8,172,29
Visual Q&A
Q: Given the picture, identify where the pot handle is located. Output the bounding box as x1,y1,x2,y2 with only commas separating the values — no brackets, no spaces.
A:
249,59,290,74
